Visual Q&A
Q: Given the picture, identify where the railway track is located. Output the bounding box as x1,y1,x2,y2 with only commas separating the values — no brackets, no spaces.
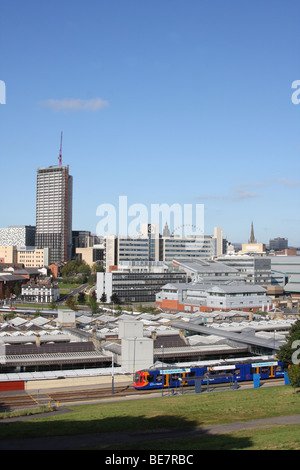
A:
0,385,142,412
0,394,39,412
0,378,285,413
46,384,138,405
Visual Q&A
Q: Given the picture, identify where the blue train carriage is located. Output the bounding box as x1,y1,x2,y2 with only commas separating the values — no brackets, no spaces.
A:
134,367,195,390
205,360,285,384
133,360,286,390
249,360,286,380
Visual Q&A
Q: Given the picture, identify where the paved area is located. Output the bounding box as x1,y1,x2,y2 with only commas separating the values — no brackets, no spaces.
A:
0,414,299,450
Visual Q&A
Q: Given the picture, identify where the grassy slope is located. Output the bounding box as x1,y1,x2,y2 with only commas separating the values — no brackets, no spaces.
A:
0,386,299,442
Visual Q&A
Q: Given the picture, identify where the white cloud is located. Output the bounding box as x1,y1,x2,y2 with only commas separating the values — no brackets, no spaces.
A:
197,177,300,202
41,97,109,112
197,187,261,202
278,178,300,187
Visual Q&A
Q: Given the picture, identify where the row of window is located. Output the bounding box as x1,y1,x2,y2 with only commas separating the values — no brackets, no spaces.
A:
146,365,284,383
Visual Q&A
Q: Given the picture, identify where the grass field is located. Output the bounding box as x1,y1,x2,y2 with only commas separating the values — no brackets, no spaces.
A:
0,385,299,450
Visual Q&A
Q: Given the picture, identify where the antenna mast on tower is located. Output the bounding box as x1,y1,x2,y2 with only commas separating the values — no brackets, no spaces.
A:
58,131,63,167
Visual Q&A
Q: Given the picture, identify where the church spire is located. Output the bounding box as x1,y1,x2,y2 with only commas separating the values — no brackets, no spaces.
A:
163,221,170,237
249,221,256,243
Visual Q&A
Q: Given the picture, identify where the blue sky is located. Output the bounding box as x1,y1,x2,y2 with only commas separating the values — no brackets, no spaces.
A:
1,0,300,245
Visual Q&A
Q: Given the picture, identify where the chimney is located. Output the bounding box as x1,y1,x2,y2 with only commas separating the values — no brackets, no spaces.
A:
35,334,40,347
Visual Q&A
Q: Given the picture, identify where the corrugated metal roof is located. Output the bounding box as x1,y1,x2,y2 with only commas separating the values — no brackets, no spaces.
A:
171,321,287,351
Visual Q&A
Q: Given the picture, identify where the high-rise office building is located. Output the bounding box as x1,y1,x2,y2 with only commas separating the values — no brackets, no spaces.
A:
269,237,288,252
35,164,73,264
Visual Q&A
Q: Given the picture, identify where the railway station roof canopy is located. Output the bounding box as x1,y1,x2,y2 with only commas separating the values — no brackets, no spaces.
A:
171,321,287,352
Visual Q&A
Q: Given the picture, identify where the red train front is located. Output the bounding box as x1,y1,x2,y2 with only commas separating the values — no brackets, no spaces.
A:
134,370,151,389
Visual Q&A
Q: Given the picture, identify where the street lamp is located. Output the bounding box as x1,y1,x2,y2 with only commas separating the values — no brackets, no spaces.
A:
133,336,137,379
111,352,114,394
161,344,164,397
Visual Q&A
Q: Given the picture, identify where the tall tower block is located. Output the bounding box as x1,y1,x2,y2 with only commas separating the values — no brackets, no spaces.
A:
35,137,73,264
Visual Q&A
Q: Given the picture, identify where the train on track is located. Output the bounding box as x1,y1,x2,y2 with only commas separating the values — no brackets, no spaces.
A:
133,357,288,390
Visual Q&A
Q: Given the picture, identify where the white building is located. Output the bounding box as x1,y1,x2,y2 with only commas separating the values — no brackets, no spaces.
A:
21,281,60,303
156,281,272,312
118,320,154,373
104,225,223,271
104,224,160,271
162,235,217,262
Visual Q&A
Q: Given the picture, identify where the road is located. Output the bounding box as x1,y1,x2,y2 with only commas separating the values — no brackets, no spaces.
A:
57,283,88,304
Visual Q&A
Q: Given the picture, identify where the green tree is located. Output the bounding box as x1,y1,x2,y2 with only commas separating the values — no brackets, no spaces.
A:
61,259,91,278
277,319,300,365
110,293,121,304
77,263,91,275
77,292,86,304
100,292,107,303
88,275,96,286
49,300,57,310
34,308,41,317
65,295,78,311
89,295,99,314
288,364,300,392
91,291,97,299
14,284,21,297
61,259,81,277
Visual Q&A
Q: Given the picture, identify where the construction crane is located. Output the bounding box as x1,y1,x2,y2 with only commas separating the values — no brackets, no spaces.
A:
58,131,63,166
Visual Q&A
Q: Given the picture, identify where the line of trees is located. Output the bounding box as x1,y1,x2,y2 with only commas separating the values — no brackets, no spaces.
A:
277,319,300,391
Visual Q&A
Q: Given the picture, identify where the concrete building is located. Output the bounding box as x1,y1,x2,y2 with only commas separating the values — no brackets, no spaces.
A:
0,226,35,248
156,281,272,313
0,246,49,268
0,246,17,264
72,230,102,258
240,243,265,255
239,222,265,254
216,254,271,285
17,247,49,267
117,261,171,273
270,255,300,296
162,235,217,261
119,320,154,373
117,236,151,263
104,235,117,271
213,227,223,256
103,225,223,271
104,235,151,271
97,264,187,304
104,224,161,271
57,310,76,327
76,245,104,267
269,237,288,252
121,337,153,373
172,258,242,283
35,164,73,264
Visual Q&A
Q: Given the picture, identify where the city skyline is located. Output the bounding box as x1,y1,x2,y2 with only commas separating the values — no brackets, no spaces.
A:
1,1,300,246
